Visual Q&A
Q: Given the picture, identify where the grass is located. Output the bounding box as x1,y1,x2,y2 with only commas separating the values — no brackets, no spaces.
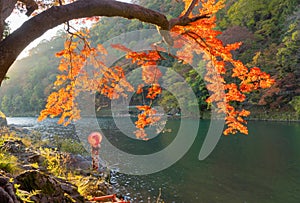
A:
0,151,20,174
14,184,41,203
39,147,68,178
1,127,109,201
52,135,88,155
38,146,104,198
0,128,21,173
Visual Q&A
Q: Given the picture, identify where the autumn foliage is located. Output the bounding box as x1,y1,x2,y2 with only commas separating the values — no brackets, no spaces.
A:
38,30,134,126
38,0,274,138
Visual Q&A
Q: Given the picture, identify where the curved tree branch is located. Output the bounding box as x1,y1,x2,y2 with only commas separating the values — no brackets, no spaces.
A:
0,0,170,84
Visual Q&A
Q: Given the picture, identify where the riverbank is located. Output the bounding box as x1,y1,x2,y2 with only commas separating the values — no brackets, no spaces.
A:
95,106,300,122
3,104,300,123
0,126,127,203
197,108,299,122
245,105,299,122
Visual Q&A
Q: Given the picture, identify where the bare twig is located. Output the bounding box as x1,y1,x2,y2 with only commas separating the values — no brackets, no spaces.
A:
183,0,199,17
169,13,210,29
156,188,162,203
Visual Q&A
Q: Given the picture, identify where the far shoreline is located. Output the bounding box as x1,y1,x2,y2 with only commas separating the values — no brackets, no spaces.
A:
5,113,300,124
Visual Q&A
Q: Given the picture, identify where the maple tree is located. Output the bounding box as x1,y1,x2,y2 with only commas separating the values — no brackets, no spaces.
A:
0,0,275,138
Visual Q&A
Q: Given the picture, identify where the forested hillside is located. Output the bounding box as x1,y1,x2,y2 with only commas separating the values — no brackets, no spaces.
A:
0,0,299,118
0,37,63,116
218,0,300,115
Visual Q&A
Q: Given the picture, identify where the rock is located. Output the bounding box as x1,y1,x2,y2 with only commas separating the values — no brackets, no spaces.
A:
77,176,112,198
15,170,84,203
2,140,26,154
1,128,115,202
27,153,45,164
0,111,7,127
0,175,20,203
66,154,91,170
9,125,30,135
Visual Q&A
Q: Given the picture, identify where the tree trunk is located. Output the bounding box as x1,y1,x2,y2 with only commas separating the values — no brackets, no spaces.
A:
0,0,170,84
0,0,17,40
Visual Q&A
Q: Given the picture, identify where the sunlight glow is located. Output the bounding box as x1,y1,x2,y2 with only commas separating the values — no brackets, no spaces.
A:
5,0,132,59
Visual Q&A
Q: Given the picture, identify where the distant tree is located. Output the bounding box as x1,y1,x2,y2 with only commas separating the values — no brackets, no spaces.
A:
0,0,274,138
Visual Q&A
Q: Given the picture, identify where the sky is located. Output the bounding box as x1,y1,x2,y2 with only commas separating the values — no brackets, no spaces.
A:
6,12,63,59
6,0,132,59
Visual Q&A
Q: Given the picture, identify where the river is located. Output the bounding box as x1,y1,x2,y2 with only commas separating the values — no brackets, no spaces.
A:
6,117,300,203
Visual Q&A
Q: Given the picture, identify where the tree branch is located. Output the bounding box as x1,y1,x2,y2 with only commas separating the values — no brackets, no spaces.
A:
169,14,210,28
18,0,39,16
183,0,199,18
0,0,17,39
0,0,169,84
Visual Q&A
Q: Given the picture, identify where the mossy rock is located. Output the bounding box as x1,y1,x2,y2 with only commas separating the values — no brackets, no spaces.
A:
0,111,7,127
15,170,84,203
